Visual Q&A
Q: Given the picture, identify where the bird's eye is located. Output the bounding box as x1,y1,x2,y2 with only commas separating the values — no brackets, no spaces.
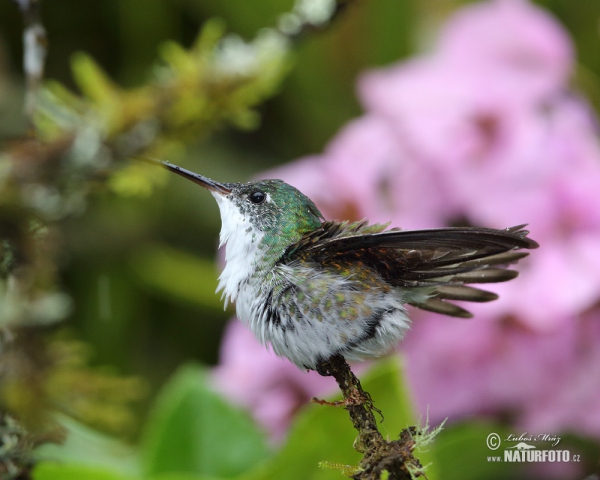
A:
249,191,266,205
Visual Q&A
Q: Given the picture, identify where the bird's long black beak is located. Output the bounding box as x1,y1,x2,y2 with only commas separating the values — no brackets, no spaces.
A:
140,158,232,194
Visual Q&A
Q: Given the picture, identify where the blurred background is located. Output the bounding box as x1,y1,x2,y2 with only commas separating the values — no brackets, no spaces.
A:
1,1,600,479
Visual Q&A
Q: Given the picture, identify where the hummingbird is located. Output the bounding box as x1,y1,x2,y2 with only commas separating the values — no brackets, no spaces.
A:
153,159,538,374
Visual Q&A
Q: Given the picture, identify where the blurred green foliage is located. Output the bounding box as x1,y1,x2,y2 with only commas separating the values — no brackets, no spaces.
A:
32,359,425,480
140,365,269,478
30,358,536,480
1,0,600,478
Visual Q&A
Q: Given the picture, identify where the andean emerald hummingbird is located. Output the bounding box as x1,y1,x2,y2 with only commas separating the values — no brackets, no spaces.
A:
155,159,538,374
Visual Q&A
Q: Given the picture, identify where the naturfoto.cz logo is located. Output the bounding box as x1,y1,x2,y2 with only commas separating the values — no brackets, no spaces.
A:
485,432,581,464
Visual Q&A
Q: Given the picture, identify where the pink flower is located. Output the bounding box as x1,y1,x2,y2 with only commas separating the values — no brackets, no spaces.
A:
404,307,600,438
438,0,573,100
358,0,573,175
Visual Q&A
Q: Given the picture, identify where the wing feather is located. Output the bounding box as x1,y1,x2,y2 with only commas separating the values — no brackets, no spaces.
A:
283,222,538,318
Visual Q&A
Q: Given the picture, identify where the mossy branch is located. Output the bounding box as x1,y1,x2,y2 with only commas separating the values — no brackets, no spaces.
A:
314,355,426,480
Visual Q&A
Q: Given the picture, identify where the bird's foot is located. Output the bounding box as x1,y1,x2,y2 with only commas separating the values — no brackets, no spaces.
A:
313,355,384,420
310,394,381,413
310,397,347,407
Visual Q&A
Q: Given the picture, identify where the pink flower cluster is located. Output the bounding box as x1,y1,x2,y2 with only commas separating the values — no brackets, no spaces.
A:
213,0,600,444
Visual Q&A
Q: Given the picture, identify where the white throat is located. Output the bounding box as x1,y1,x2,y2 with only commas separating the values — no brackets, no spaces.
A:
213,193,264,307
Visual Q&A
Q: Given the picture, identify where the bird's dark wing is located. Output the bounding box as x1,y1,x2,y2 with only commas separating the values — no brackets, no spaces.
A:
283,221,539,318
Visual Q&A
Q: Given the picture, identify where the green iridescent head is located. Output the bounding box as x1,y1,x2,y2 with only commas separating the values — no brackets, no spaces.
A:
223,179,324,236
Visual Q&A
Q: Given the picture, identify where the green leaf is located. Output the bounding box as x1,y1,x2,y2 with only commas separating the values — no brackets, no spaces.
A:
32,463,139,480
241,356,433,480
149,474,222,480
71,53,120,104
34,415,140,477
141,364,269,478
